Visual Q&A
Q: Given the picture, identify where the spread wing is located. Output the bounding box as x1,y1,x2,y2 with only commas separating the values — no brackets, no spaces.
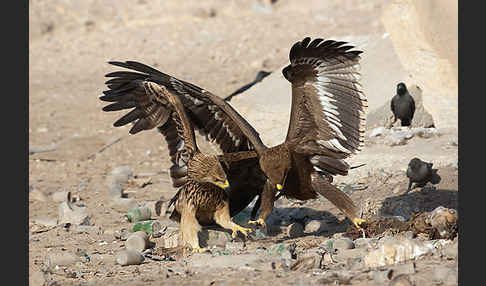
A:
283,37,367,160
101,61,255,154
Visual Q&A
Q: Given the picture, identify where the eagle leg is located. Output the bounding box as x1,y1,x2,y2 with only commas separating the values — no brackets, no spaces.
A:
249,180,275,229
214,201,253,238
310,171,366,229
180,203,203,252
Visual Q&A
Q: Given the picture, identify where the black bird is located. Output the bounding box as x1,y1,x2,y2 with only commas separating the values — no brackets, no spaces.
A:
224,71,271,101
406,157,441,191
390,82,415,127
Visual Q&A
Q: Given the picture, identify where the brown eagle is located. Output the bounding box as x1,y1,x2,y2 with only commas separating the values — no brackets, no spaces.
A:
100,37,367,230
102,81,254,252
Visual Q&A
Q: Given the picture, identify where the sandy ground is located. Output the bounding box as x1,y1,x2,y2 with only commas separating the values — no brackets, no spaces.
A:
29,1,458,285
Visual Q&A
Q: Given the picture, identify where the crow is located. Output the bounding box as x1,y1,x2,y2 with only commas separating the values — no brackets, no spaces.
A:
406,157,441,192
390,82,415,127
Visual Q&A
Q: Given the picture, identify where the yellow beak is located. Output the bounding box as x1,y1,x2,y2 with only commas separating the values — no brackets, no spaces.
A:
215,180,230,190
276,184,283,191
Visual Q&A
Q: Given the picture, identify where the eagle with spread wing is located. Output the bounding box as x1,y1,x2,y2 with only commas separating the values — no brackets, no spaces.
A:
100,37,367,230
102,81,254,252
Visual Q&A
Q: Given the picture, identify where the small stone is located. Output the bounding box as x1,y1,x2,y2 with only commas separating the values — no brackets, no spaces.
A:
333,238,355,250
304,220,327,234
116,249,144,266
286,222,304,238
125,231,150,252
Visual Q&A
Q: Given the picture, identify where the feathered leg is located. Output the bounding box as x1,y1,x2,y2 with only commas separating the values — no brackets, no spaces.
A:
310,172,365,228
249,180,275,229
214,201,252,238
180,203,206,253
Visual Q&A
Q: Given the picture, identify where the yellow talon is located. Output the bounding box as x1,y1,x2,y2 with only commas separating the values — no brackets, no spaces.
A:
248,218,266,229
232,225,253,238
191,246,208,253
353,218,366,229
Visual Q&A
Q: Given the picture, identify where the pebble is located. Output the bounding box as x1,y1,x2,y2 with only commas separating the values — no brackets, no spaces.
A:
125,231,150,252
116,249,144,266
286,222,304,238
304,219,328,234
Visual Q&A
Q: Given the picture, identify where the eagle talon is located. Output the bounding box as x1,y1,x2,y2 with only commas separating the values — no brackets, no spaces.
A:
248,218,266,229
353,218,366,229
232,225,253,238
191,246,208,253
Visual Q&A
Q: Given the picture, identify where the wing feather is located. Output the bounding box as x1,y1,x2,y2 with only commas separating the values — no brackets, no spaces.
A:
283,37,367,158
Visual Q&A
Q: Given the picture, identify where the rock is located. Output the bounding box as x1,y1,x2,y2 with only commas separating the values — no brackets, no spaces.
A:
125,231,150,252
390,262,416,277
426,206,458,239
304,219,329,234
286,222,304,238
116,249,144,266
333,238,355,250
370,126,387,137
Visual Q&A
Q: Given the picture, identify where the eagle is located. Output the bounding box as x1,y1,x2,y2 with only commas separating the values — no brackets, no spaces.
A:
101,80,254,252
100,37,367,230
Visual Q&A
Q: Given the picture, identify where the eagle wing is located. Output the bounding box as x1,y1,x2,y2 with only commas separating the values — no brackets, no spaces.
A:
101,61,255,154
283,37,367,160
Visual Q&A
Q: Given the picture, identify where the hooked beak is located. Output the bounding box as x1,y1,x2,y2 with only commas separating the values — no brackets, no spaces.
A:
276,184,283,191
215,180,230,195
